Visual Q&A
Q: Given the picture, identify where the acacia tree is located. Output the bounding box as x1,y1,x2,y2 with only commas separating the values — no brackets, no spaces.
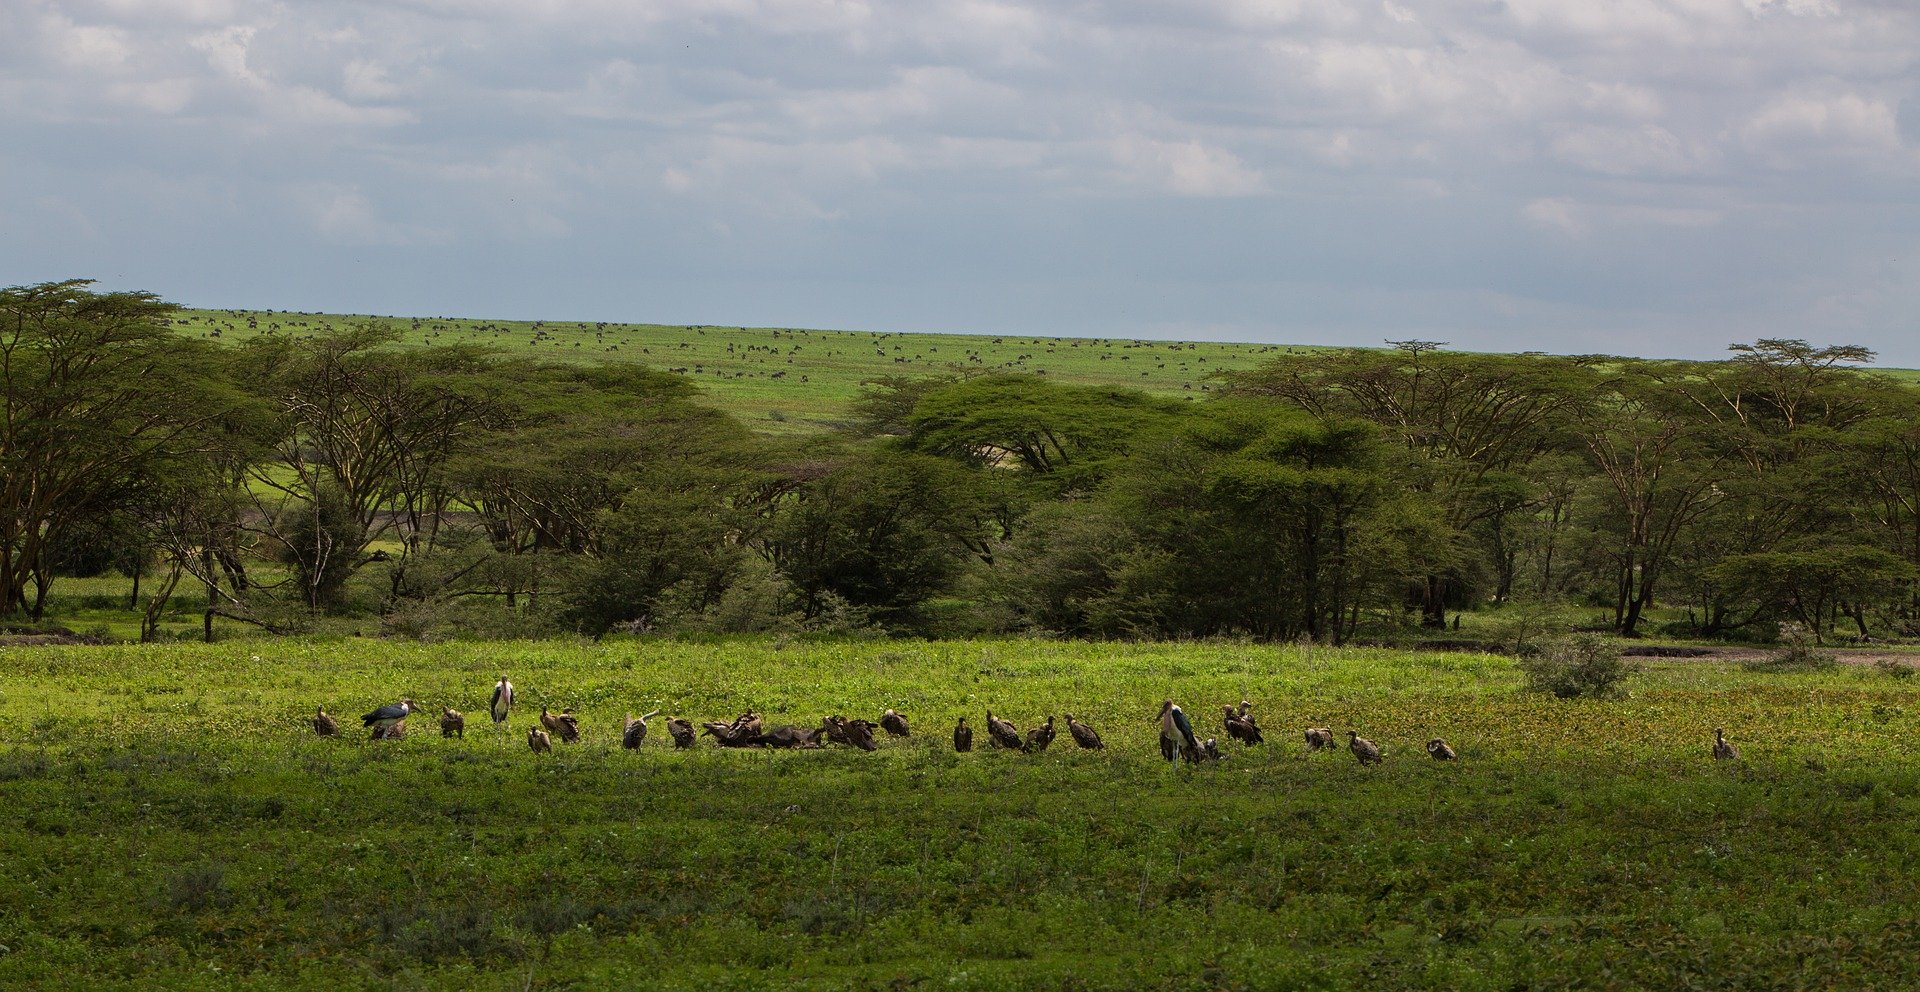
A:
236,328,510,610
1219,344,1597,625
0,280,248,619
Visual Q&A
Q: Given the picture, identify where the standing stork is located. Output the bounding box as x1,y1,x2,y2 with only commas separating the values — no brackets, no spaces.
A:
953,716,973,752
1157,701,1200,764
312,706,339,737
623,710,661,749
527,726,552,754
1064,713,1103,749
361,698,414,740
1712,727,1738,761
490,676,513,727
880,709,911,737
440,707,465,739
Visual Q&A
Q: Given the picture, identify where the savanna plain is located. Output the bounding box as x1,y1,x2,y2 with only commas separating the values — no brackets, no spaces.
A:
6,638,1920,991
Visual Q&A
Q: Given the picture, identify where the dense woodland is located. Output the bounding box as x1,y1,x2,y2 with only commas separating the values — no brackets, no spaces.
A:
7,279,1919,645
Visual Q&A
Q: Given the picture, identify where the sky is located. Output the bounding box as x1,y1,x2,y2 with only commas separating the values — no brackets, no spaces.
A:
4,0,1918,364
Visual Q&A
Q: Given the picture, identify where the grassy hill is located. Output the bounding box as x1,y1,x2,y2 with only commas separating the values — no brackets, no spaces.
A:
167,309,1333,433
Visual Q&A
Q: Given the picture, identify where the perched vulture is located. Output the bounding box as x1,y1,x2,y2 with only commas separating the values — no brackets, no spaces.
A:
1064,713,1103,750
440,707,465,739
1425,738,1457,761
1347,731,1382,765
1223,706,1262,745
880,709,911,737
1713,728,1738,761
623,709,661,750
527,726,552,754
540,706,580,744
312,706,339,737
667,718,696,749
952,717,973,752
1304,727,1336,751
361,698,414,739
1026,716,1056,752
490,677,513,725
985,711,1026,752
1157,701,1200,764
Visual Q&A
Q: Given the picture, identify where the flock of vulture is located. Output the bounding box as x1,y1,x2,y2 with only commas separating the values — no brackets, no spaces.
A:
308,677,1745,765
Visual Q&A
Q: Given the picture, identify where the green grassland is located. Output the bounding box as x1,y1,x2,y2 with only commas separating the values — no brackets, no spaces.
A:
5,638,1920,989
167,309,1334,433
165,308,1920,435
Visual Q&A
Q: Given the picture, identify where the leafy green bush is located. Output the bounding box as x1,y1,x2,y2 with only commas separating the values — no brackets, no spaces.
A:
1518,634,1636,699
1873,658,1916,679
1746,622,1837,671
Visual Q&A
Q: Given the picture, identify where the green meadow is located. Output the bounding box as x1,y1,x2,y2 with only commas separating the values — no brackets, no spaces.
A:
166,308,1333,432
5,638,1919,990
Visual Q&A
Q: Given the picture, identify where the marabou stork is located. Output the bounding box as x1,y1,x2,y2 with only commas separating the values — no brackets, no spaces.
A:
361,698,414,740
490,677,513,726
1157,701,1200,764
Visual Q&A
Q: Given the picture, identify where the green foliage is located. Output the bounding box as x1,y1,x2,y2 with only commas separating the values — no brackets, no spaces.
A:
1518,634,1637,698
1747,622,1840,671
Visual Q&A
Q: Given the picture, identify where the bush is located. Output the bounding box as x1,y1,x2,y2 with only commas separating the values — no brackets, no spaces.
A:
1746,622,1837,672
1518,634,1636,699
1873,658,1915,680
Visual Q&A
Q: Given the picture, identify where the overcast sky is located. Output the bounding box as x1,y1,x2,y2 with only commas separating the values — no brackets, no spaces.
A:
4,1,1918,363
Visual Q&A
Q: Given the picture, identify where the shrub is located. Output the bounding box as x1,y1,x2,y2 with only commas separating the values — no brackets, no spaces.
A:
1518,634,1636,699
1746,622,1837,672
1872,657,1914,680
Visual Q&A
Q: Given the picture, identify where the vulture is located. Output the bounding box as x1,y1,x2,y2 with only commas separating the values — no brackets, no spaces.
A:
361,698,414,739
750,725,823,749
312,706,339,737
539,706,581,744
985,710,1026,752
1425,738,1457,761
667,717,696,749
1026,715,1056,752
1713,728,1738,761
728,711,763,739
952,717,973,752
1064,713,1103,750
839,716,879,752
1223,706,1263,745
702,720,750,747
623,709,661,750
527,726,552,754
440,707,465,739
490,677,513,725
1347,731,1382,765
1201,738,1225,762
1157,701,1200,764
880,709,911,737
821,716,851,746
1304,727,1336,751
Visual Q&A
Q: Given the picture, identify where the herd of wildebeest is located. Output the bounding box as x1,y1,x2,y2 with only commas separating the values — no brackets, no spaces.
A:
309,676,1743,765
